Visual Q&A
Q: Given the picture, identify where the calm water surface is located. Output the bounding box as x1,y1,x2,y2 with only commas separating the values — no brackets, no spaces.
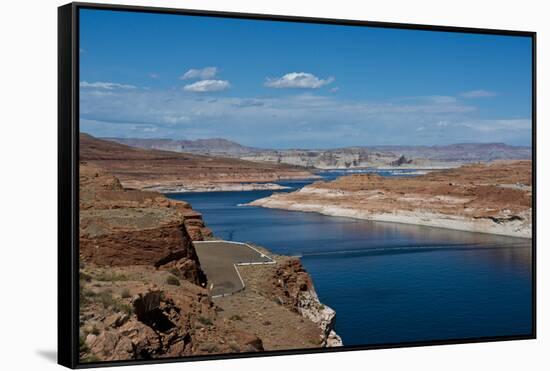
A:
168,170,533,346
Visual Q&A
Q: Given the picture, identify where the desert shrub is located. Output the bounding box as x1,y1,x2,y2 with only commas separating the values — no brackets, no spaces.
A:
95,272,129,282
229,314,243,321
166,275,180,286
97,290,115,308
199,343,219,353
79,335,88,353
197,316,213,326
228,342,240,352
91,325,100,336
120,288,131,298
81,354,101,363
80,271,92,282
96,290,133,315
115,302,134,316
169,268,180,276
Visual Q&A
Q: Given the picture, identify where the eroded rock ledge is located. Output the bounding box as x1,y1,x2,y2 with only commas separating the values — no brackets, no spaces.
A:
270,259,343,347
249,161,532,238
79,163,341,363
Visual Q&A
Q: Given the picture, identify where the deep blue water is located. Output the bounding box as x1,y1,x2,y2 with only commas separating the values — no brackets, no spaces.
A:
168,170,533,346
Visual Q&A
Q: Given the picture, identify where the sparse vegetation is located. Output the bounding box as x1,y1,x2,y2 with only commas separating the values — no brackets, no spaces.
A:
229,314,243,321
228,341,240,352
199,342,219,353
79,335,89,353
80,271,92,282
95,289,133,315
169,268,180,276
94,272,129,282
120,288,131,298
166,275,181,286
197,316,213,326
91,325,100,336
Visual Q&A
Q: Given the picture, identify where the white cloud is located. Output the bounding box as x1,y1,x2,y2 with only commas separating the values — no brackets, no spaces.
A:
425,96,458,104
149,73,159,79
80,81,137,90
459,119,531,132
180,67,218,80
265,72,334,89
459,90,497,98
183,80,231,93
80,88,530,147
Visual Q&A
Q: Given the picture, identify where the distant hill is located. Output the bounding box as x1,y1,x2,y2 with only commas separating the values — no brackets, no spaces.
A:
80,133,315,191
104,137,261,156
361,143,532,163
103,136,532,169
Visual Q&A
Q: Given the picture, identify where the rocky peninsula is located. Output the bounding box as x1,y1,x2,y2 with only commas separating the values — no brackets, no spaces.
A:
249,161,532,238
79,163,340,362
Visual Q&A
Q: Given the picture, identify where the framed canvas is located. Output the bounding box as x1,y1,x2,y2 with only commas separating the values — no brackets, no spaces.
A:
58,2,536,368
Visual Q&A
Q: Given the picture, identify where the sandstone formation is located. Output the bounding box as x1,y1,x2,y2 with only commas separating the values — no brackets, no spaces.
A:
80,269,264,362
268,259,343,347
80,162,210,285
106,137,532,170
249,161,533,238
80,133,316,191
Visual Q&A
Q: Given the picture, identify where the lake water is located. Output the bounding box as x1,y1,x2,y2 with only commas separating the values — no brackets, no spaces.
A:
168,170,533,346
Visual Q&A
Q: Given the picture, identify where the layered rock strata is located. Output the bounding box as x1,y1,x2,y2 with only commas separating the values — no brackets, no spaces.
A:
249,161,532,238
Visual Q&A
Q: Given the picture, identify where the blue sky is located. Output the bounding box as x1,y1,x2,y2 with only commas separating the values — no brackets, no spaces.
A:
79,8,532,149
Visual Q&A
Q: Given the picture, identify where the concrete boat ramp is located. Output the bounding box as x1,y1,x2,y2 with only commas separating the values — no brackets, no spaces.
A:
193,241,275,298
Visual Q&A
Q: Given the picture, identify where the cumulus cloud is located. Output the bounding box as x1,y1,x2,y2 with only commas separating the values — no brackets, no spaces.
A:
265,72,334,89
183,80,231,93
459,89,497,98
180,67,218,80
80,81,137,90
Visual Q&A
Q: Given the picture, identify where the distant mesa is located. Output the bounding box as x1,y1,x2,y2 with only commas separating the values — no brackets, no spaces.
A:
103,136,532,170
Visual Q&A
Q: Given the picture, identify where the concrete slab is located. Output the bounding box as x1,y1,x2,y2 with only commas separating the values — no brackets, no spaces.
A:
194,241,274,297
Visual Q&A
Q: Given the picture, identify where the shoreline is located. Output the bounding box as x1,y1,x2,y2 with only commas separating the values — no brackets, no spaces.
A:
247,195,532,239
143,182,292,193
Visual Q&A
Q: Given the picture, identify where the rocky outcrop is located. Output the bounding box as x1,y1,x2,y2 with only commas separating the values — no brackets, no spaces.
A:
81,281,264,362
249,161,532,238
268,259,342,346
79,162,210,286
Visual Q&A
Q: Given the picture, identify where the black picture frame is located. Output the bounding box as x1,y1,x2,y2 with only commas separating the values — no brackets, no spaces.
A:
58,2,537,368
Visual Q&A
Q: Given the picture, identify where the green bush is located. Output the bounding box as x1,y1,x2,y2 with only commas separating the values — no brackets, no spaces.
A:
95,272,129,282
169,268,180,276
228,342,240,352
199,343,219,353
166,275,181,286
197,316,213,326
120,288,131,298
